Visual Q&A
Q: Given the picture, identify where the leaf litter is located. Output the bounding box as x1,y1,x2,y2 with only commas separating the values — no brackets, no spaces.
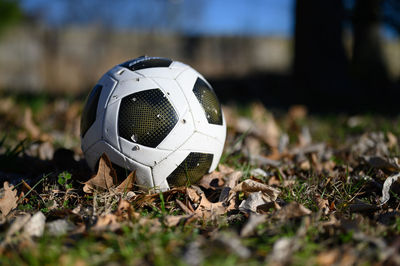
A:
0,100,400,264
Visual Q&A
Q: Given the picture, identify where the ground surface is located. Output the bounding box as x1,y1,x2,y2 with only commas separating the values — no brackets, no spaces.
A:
0,94,400,265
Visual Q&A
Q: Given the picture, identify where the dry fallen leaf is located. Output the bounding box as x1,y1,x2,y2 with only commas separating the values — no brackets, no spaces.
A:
218,170,243,202
199,165,235,189
363,155,400,172
380,172,400,205
93,214,120,232
288,105,307,121
316,249,340,266
387,132,398,149
233,179,280,201
199,171,225,189
163,214,193,227
266,237,299,265
115,199,137,220
238,191,268,213
315,194,330,215
83,153,117,193
0,182,18,217
195,195,226,219
176,199,194,214
214,232,251,259
23,108,40,139
190,187,228,219
115,171,136,193
240,214,267,237
349,199,380,213
251,103,280,148
275,202,311,219
186,187,201,203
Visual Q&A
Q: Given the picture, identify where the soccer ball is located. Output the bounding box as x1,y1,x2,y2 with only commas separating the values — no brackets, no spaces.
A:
80,56,226,191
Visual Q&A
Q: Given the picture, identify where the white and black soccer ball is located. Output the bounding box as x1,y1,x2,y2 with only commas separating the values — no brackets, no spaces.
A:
80,56,226,191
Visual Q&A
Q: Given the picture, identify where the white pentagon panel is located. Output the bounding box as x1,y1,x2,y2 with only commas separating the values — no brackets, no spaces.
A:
108,76,158,106
157,108,195,151
124,157,154,189
107,65,144,82
103,100,120,151
135,67,186,80
180,132,222,153
119,137,172,167
169,61,189,70
97,74,118,111
192,113,227,146
175,69,209,127
150,77,188,116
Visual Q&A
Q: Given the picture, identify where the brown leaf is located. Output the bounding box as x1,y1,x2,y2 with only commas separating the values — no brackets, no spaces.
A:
116,171,136,193
176,199,194,215
288,105,307,121
316,249,340,266
0,182,18,217
115,199,137,220
225,170,243,189
251,103,280,148
218,171,243,202
256,201,281,214
299,160,311,171
240,214,267,237
199,171,225,189
186,187,201,203
244,136,262,158
387,132,398,149
163,215,193,227
268,176,281,186
233,179,280,201
199,165,235,189
238,191,268,213
315,194,330,215
362,155,400,172
93,214,120,232
349,200,380,213
83,153,117,193
274,202,311,219
194,189,226,219
23,108,40,139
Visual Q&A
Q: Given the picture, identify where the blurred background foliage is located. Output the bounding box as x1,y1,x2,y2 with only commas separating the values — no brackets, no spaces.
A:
0,0,399,113
0,0,22,34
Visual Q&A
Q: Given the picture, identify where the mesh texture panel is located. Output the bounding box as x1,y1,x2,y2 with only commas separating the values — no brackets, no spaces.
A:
167,152,213,187
81,84,103,138
192,78,223,125
118,89,178,148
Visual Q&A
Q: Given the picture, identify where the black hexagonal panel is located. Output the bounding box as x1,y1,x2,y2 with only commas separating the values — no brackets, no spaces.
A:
192,78,223,125
81,84,103,138
167,152,213,187
120,56,172,71
118,89,178,148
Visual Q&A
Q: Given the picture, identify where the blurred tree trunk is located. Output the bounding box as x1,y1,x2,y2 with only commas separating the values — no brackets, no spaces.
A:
352,0,389,88
294,0,349,102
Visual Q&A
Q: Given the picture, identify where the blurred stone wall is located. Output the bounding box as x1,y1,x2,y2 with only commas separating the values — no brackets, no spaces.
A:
0,25,292,93
0,25,398,94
